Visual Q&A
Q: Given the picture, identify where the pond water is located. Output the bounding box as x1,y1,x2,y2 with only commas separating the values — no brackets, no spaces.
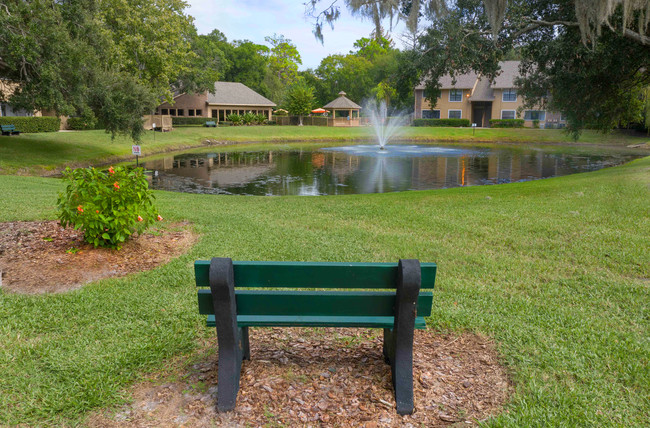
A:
141,143,644,196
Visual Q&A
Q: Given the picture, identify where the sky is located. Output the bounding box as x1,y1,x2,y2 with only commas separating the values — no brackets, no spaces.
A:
186,0,407,70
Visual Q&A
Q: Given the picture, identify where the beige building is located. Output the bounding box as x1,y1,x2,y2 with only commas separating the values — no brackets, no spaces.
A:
323,91,362,126
156,82,276,123
414,61,565,128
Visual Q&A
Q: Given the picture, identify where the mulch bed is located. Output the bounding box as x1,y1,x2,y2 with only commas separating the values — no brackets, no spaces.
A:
0,220,196,294
88,328,511,427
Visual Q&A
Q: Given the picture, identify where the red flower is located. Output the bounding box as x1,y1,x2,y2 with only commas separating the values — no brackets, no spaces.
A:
77,205,84,213
157,215,163,221
113,182,120,189
137,215,143,222
108,166,115,174
95,210,99,213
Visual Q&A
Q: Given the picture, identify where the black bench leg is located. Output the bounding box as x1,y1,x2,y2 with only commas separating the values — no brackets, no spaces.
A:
391,259,421,415
383,328,394,364
242,326,250,360
210,257,245,412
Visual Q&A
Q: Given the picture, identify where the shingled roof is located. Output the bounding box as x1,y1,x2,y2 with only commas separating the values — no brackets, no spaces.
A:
207,82,276,106
416,61,522,91
323,91,362,109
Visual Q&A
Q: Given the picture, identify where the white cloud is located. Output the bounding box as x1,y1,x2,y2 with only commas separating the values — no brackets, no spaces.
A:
186,0,407,69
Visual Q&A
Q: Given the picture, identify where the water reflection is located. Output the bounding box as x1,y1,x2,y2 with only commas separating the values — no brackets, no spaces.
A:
142,145,642,196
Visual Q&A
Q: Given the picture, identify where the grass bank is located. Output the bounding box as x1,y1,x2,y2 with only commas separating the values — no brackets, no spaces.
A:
1,126,647,175
0,156,648,426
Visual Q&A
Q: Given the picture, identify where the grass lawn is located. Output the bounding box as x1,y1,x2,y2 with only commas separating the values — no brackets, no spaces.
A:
0,150,648,425
1,125,647,175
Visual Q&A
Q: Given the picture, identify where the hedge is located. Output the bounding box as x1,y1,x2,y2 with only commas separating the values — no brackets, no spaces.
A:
0,116,60,133
67,117,103,130
489,119,525,128
412,118,471,127
172,117,215,126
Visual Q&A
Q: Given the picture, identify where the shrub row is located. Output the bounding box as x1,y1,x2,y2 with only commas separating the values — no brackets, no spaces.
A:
67,117,103,130
489,119,525,128
171,117,214,126
412,118,471,127
0,116,60,133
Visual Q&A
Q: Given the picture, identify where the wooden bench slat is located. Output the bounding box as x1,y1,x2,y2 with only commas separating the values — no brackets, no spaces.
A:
205,314,428,329
194,260,437,289
198,290,433,317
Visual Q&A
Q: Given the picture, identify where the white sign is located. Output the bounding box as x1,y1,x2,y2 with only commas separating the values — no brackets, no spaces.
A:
132,145,141,156
472,123,478,127
152,122,156,129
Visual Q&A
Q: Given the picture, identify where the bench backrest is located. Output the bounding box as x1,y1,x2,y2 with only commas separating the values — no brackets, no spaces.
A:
195,261,436,318
205,121,216,125
1,125,15,131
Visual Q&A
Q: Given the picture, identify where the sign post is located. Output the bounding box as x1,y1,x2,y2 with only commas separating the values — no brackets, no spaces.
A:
472,123,477,136
132,145,141,167
152,122,156,143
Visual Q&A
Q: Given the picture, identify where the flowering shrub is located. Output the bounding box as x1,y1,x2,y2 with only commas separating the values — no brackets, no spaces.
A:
57,166,160,249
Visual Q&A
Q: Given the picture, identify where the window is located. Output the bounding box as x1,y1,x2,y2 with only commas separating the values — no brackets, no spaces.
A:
560,113,567,121
449,89,463,102
161,108,168,115
501,110,516,120
188,109,195,117
177,109,184,116
502,89,517,102
524,110,546,121
169,108,176,116
448,110,462,119
422,109,440,119
196,109,202,116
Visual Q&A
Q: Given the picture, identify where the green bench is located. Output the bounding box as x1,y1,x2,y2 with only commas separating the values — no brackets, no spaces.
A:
195,258,436,415
204,121,217,127
1,124,20,136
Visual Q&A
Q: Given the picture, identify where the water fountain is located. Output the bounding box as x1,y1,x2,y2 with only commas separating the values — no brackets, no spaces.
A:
366,100,410,150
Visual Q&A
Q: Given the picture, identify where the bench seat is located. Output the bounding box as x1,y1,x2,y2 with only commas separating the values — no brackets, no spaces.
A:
206,314,428,329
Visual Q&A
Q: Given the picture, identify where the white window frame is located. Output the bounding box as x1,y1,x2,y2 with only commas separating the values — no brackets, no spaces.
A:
502,89,517,102
448,109,462,119
501,110,516,120
524,110,546,121
449,89,463,102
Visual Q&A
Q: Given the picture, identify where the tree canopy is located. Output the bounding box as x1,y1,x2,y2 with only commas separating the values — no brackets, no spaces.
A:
307,0,650,134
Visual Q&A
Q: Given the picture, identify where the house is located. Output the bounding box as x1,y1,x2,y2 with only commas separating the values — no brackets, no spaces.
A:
414,61,565,128
155,82,276,123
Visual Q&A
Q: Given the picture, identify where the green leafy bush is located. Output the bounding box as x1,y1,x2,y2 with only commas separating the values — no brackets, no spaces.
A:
489,119,525,128
57,166,160,249
256,113,267,124
227,113,242,125
0,116,60,132
67,116,103,130
242,112,256,125
533,119,540,128
412,118,471,127
172,117,213,126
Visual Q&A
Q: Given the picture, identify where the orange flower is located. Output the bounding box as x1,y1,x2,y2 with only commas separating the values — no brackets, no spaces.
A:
95,210,99,213
137,215,143,222
108,166,115,174
157,215,163,221
113,182,120,189
77,205,84,213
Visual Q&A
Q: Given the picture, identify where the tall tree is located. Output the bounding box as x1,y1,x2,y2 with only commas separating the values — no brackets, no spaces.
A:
0,0,210,141
284,80,315,126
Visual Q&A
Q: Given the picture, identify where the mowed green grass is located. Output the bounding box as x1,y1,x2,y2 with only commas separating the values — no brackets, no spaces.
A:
1,126,647,174
0,156,648,426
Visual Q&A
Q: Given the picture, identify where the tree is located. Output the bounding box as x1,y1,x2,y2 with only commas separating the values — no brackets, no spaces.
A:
284,80,315,125
0,0,209,141
308,0,650,135
223,40,271,97
265,34,302,83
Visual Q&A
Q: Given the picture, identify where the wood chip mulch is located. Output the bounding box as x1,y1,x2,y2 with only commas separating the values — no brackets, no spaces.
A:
0,220,196,294
88,328,511,427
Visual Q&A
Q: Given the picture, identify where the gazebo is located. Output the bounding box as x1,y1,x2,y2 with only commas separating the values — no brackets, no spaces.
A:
323,91,362,126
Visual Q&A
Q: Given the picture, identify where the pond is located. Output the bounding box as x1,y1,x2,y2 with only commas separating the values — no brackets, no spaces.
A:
140,143,644,196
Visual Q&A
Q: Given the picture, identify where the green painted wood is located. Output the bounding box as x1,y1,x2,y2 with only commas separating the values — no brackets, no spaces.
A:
198,290,433,317
206,314,428,329
194,260,436,289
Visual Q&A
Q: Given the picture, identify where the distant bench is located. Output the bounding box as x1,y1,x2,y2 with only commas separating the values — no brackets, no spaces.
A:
1,125,20,136
195,258,436,414
204,121,217,127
